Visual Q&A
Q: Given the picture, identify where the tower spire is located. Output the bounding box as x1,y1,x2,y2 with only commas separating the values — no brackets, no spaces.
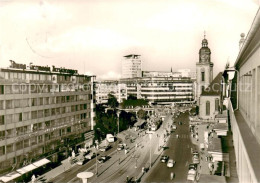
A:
204,30,206,39
171,67,172,72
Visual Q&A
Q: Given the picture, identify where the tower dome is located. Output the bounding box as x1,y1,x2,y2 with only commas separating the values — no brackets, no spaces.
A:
199,32,211,63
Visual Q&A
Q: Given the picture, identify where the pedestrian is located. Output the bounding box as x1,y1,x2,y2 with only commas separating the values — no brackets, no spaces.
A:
170,172,174,180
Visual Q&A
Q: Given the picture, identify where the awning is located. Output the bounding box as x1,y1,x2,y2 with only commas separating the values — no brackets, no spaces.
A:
16,164,37,175
0,171,21,183
33,158,51,167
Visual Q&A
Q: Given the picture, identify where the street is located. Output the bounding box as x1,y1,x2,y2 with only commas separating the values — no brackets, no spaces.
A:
144,111,196,182
49,110,194,183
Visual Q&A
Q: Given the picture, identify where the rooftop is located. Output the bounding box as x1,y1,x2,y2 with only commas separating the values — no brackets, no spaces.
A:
201,72,223,96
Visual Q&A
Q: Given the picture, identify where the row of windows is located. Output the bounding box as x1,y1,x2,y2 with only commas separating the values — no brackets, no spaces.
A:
0,96,89,110
0,71,90,83
0,84,91,95
0,123,89,156
205,99,220,116
0,105,89,125
0,115,89,140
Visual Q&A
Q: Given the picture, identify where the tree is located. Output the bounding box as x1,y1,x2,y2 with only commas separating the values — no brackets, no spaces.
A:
107,93,119,109
137,109,147,119
128,94,137,100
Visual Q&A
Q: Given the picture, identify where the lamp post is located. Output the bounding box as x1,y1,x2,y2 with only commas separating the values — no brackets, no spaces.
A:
117,111,120,135
149,133,152,169
95,140,99,175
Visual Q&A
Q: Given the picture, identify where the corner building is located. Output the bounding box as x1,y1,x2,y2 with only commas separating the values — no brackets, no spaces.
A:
0,62,95,175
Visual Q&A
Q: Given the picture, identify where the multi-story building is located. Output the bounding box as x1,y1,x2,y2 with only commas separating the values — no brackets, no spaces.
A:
121,54,142,78
95,80,127,104
120,76,194,105
0,61,95,175
224,9,260,183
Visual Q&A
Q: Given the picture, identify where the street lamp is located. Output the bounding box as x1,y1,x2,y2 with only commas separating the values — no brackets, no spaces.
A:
149,133,152,169
95,140,99,175
117,111,120,135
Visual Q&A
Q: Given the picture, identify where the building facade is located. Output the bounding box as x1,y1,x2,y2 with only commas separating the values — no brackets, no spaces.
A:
120,76,194,105
0,61,95,175
225,9,260,183
95,80,127,104
121,54,142,78
196,35,214,101
199,72,223,119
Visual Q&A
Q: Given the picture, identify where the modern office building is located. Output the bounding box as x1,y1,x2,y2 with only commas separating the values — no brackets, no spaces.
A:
120,76,194,105
121,54,142,78
0,61,95,175
95,80,127,104
224,8,260,183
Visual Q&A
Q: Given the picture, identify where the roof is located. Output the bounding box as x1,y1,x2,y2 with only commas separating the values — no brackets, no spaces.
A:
213,123,228,131
234,8,260,69
124,54,141,57
201,72,223,96
199,174,226,183
208,137,222,153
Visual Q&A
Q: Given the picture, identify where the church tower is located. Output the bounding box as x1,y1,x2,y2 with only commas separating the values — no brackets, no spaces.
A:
196,33,214,101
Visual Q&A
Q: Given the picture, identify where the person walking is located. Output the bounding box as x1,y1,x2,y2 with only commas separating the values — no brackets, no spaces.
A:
170,172,174,180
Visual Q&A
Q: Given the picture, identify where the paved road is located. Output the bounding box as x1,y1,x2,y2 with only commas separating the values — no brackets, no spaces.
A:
50,140,120,183
144,111,196,182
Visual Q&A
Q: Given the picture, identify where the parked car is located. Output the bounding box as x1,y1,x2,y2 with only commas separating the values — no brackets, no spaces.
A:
85,152,99,160
76,158,89,165
192,154,200,164
117,144,124,151
189,164,198,170
160,155,169,163
99,145,111,152
167,159,176,168
98,155,108,163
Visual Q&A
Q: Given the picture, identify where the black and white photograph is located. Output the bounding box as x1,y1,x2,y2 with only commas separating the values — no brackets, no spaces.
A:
0,0,260,182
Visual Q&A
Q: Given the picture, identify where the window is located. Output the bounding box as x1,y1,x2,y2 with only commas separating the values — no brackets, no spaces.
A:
19,113,22,122
0,85,4,94
5,100,12,109
31,111,37,119
31,98,37,106
215,98,219,111
0,146,5,156
201,72,205,81
24,139,29,148
15,141,23,150
206,101,210,116
0,131,5,140
39,98,43,105
0,101,3,110
45,97,49,105
201,86,205,93
45,109,50,117
6,144,14,153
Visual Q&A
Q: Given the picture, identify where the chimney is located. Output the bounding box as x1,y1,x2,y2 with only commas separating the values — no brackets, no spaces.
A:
239,33,245,50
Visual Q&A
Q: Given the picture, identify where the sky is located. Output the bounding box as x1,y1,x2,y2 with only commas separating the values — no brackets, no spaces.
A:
0,0,258,80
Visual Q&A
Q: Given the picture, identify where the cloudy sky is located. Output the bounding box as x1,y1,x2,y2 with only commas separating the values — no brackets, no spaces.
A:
0,0,258,79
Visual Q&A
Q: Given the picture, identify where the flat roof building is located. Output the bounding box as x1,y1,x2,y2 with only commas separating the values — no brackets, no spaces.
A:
0,61,95,175
121,54,142,79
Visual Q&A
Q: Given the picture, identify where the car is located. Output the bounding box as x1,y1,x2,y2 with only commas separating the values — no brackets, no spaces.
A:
76,158,89,165
117,144,124,151
167,159,176,168
160,155,169,163
98,155,108,163
85,152,99,160
192,155,200,164
178,121,182,125
187,169,196,181
189,164,198,170
99,145,111,152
